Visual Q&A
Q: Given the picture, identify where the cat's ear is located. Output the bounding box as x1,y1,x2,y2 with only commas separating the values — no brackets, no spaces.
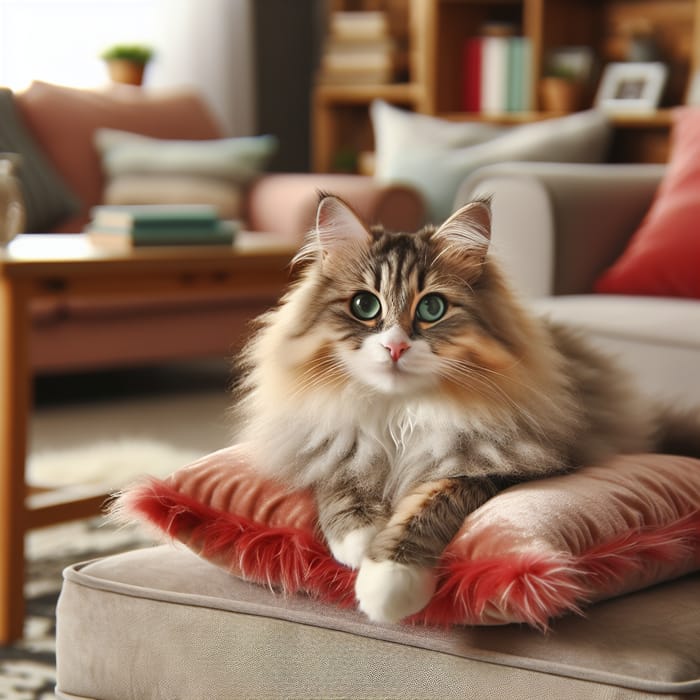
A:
433,199,491,257
315,194,371,255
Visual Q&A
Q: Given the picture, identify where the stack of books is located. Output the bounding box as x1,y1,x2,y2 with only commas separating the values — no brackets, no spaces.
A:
462,26,533,115
86,204,237,249
318,11,397,85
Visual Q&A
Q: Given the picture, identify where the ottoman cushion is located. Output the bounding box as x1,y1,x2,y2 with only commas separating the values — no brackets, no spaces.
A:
56,545,700,699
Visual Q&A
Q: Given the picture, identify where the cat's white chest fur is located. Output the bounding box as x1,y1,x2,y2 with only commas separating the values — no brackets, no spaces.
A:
252,391,466,502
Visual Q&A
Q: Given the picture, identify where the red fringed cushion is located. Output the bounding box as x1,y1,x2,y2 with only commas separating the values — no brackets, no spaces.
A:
116,445,700,629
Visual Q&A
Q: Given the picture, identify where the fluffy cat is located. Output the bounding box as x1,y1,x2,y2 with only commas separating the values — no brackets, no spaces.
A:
233,194,698,624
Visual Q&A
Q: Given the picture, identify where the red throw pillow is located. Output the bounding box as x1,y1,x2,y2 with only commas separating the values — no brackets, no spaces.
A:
115,445,700,630
595,107,700,298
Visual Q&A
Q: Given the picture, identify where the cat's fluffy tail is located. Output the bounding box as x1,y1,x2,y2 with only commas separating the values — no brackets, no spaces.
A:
653,405,700,458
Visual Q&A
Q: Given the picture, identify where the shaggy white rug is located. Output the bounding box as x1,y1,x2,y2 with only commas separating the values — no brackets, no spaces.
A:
29,369,233,490
28,438,203,490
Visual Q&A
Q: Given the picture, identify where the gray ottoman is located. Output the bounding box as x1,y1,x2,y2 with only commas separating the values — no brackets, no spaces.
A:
56,544,700,699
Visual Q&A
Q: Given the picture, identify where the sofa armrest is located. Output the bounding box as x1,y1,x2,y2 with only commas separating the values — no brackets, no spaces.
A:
245,173,426,243
457,162,665,297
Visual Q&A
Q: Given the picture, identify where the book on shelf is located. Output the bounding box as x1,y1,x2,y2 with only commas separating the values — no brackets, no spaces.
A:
507,36,533,112
330,11,389,42
462,37,483,112
481,36,509,115
462,34,533,115
318,10,398,86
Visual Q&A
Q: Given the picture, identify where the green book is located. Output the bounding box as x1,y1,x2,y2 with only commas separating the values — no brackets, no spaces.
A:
88,220,237,249
90,204,221,233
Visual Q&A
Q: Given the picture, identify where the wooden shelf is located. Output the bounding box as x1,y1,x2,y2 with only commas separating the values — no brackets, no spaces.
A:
312,1,700,171
315,82,422,105
608,110,674,128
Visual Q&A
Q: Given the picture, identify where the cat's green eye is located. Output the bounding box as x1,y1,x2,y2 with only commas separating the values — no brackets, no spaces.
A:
416,294,446,323
350,292,381,320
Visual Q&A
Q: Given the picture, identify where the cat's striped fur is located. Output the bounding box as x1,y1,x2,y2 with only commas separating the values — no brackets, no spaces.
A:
233,195,697,623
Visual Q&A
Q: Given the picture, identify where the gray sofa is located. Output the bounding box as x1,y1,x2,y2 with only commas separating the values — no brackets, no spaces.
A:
54,163,700,699
458,162,700,406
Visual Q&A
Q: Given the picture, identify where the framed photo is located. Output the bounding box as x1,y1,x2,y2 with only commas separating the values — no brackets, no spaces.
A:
595,62,668,113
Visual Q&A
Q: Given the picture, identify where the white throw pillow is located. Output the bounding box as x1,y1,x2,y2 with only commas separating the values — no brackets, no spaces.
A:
95,129,278,184
371,101,611,222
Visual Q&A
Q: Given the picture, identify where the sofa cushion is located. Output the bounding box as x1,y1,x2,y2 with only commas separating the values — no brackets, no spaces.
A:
95,129,278,183
94,129,277,220
371,101,611,222
595,107,700,299
530,295,700,404
116,446,700,630
15,81,223,230
0,88,79,232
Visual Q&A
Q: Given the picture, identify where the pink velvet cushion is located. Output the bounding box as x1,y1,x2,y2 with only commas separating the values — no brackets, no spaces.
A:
595,107,700,298
16,81,222,231
118,446,700,629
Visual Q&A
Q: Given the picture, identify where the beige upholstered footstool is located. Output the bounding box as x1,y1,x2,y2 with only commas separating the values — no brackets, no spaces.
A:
56,545,700,699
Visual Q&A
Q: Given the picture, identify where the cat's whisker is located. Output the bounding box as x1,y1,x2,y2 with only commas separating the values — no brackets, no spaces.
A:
288,358,350,398
436,363,530,421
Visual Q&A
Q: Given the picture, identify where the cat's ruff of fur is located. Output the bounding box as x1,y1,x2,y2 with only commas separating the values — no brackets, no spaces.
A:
232,195,688,624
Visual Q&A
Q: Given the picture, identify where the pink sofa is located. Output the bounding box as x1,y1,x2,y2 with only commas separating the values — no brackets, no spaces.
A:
6,82,425,372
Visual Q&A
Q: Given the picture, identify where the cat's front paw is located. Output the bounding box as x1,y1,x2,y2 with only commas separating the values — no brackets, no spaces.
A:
355,558,436,624
327,525,378,569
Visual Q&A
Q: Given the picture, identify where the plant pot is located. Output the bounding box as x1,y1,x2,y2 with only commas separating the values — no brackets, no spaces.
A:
539,77,585,113
106,59,146,86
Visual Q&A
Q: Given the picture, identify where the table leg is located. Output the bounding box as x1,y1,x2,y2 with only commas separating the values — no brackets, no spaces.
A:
0,277,30,644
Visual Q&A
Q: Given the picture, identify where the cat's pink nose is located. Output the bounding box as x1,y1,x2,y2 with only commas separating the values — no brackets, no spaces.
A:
383,340,410,362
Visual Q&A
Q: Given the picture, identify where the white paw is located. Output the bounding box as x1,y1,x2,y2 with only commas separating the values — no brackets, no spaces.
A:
355,558,436,624
327,525,377,569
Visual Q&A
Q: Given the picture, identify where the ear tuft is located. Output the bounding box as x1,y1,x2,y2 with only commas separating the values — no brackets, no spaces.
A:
315,195,371,255
433,199,492,257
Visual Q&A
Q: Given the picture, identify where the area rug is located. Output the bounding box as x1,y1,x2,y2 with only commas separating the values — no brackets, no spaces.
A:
0,517,156,699
28,438,203,490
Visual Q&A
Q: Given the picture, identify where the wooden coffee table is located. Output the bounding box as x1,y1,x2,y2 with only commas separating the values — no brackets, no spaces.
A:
0,232,296,643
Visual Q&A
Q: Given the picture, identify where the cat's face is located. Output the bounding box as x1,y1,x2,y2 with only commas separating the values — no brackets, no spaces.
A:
287,197,517,399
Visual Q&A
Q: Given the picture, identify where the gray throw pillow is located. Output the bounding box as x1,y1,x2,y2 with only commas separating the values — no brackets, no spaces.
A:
0,88,79,232
371,101,612,223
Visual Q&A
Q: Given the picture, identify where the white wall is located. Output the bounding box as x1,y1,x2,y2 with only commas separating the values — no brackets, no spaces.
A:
0,0,255,135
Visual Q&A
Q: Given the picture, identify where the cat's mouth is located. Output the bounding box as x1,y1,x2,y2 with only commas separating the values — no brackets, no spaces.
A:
366,357,430,395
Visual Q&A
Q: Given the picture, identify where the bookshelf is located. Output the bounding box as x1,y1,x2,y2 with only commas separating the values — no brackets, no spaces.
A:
312,0,700,172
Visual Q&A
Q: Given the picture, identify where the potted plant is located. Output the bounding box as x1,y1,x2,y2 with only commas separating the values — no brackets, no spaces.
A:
539,65,587,113
101,44,154,86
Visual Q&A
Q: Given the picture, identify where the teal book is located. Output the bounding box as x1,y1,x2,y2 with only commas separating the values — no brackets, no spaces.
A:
88,219,238,249
90,204,220,233
507,37,533,112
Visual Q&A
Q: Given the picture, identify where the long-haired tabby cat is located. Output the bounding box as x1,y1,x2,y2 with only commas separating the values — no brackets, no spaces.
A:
234,194,698,624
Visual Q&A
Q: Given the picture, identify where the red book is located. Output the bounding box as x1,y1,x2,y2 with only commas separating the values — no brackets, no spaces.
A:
462,37,482,113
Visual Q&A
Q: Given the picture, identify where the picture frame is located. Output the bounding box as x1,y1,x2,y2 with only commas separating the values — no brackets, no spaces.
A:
594,62,668,113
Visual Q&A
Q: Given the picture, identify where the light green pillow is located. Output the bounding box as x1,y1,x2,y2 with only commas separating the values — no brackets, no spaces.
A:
95,129,278,184
371,100,612,223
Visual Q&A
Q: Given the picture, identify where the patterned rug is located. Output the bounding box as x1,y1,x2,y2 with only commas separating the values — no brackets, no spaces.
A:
0,517,156,699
